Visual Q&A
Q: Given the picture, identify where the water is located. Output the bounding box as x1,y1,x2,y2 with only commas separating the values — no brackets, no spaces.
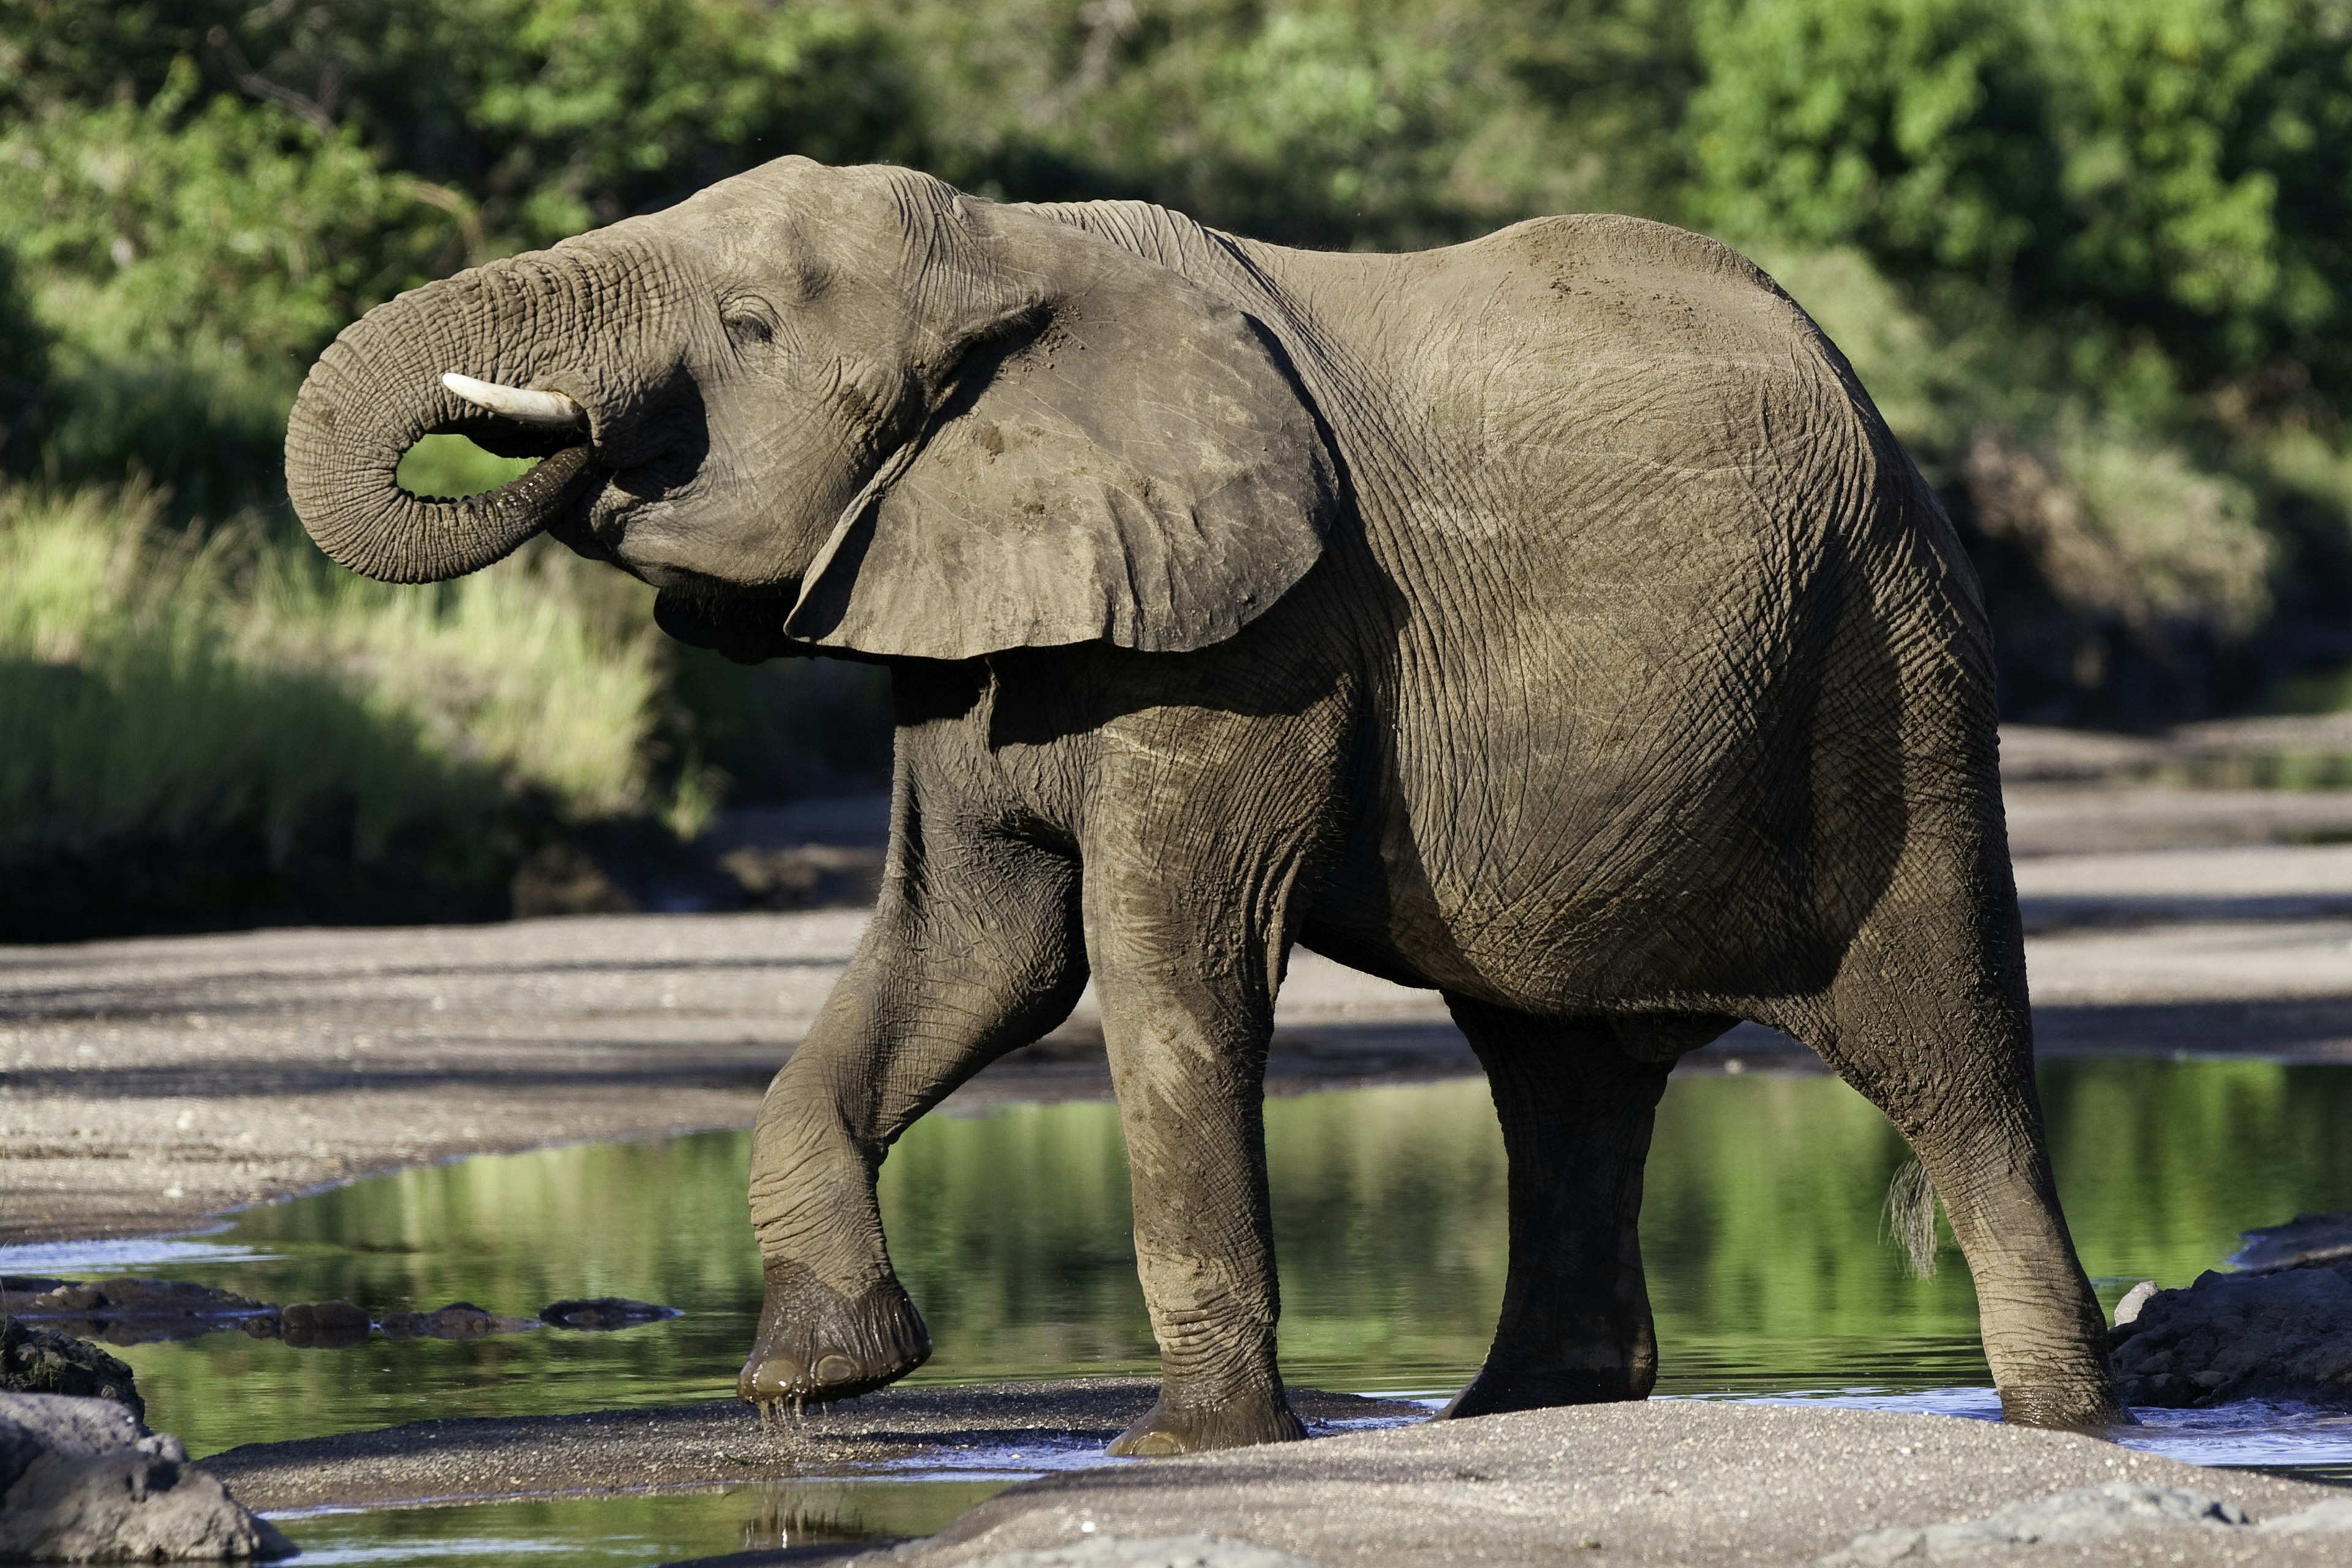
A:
281,1480,1005,1566
20,1059,2352,1563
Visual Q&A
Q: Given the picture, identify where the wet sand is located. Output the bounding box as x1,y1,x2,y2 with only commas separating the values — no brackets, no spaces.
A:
200,1381,1424,1513
0,912,1480,1245
196,1385,2351,1567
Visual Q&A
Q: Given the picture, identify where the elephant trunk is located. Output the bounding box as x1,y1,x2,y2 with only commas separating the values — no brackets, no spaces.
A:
284,256,605,584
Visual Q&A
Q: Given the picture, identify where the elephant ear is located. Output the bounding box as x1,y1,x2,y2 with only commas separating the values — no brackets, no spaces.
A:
782,239,1338,660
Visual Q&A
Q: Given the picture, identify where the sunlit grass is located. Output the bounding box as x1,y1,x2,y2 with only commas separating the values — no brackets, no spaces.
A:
0,480,671,867
396,433,538,499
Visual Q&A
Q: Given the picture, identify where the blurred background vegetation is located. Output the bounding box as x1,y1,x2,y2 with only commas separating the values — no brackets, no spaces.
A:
4,0,2351,933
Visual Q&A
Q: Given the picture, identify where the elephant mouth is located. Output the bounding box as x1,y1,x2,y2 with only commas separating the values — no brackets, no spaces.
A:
394,423,608,559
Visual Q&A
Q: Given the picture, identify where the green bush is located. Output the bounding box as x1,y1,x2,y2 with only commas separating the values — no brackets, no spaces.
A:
1691,0,2057,283
894,0,1694,249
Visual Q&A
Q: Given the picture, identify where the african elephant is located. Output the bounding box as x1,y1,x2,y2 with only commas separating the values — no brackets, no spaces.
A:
284,157,2122,1452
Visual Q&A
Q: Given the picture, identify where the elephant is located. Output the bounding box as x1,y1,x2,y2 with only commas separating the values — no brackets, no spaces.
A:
284,156,2124,1453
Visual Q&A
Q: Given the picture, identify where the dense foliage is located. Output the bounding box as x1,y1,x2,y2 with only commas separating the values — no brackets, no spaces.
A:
1,0,2348,927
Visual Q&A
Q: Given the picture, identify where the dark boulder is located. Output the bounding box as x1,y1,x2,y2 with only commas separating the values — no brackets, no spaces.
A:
279,1300,372,1349
2232,1212,2352,1273
2110,1261,2352,1408
0,1392,291,1561
540,1297,681,1330
379,1303,539,1340
0,1324,141,1422
1,1278,279,1347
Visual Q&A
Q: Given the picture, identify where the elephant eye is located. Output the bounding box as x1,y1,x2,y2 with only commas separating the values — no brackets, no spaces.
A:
722,302,778,350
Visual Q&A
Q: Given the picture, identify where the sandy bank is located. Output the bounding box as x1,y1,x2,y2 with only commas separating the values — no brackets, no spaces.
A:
872,1400,2346,1568
194,1387,2352,1567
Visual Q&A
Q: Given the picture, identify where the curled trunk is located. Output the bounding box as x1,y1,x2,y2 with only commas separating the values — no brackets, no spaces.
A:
284,259,601,584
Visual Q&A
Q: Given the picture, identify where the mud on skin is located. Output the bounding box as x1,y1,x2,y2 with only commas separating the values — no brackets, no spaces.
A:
287,156,2122,1442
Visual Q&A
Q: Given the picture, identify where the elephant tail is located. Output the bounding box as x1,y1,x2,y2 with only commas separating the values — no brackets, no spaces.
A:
1885,1160,1943,1278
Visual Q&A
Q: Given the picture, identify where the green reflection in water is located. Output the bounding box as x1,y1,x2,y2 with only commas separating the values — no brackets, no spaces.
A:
77,1058,2352,1567
283,1478,1003,1566
100,1058,2352,1471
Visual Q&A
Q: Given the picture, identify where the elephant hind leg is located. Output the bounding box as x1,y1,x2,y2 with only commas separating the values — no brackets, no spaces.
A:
1790,889,2123,1430
1440,998,1678,1419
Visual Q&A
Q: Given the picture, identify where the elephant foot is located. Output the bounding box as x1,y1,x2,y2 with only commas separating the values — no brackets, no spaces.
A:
1997,1379,2134,1431
1439,1363,1645,1419
737,1261,929,1409
1106,1388,1306,1457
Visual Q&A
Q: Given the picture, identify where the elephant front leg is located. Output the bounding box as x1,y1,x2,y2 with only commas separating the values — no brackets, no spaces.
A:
1092,944,1305,1456
741,829,1084,1410
1083,848,1324,1455
1441,1000,1675,1419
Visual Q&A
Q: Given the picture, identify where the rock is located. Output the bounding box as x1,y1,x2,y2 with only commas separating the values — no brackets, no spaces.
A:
964,1536,1321,1568
1823,1482,2248,1564
0,1392,292,1561
540,1297,680,1330
0,1324,142,1422
2108,1261,2352,1408
1,1278,279,1347
2112,1279,2159,1327
2233,1211,2352,1272
279,1300,372,1349
379,1303,540,1340
2262,1498,2352,1534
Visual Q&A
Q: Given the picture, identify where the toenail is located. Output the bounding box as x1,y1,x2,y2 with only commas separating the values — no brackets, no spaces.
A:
747,1357,804,1397
813,1354,858,1384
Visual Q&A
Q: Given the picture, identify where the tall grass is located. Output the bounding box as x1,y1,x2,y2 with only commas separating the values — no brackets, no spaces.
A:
0,480,670,880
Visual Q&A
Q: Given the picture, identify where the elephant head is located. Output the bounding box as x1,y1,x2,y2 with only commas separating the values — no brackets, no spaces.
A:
284,159,1338,662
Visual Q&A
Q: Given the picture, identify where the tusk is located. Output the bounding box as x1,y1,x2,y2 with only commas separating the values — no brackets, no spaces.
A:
440,372,587,429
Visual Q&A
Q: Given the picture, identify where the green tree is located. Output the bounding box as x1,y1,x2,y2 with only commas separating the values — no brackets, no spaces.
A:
895,0,1694,250
2037,0,2352,390
1690,0,2352,401
0,58,461,506
1689,0,2058,285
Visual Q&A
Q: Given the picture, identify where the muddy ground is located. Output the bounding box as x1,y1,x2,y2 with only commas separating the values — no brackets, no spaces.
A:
4,736,2350,1246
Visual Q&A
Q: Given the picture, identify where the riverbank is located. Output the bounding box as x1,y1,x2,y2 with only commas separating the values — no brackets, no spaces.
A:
4,786,2348,1246
880,1399,2351,1568
190,1385,2352,1567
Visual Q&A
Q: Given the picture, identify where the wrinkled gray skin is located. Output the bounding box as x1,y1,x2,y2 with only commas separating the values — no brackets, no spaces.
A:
285,157,2123,1452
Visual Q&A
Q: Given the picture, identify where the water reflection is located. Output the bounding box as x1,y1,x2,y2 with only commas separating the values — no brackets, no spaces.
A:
281,1478,1005,1566
88,1058,2352,1471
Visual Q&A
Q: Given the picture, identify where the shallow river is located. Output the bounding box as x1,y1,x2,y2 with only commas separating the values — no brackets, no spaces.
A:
10,1058,2351,1565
